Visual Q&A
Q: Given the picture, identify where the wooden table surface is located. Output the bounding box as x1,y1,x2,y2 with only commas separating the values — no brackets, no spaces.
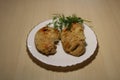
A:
0,0,120,80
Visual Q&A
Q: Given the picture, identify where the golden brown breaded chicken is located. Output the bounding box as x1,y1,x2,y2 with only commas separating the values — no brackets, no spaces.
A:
35,26,60,55
61,23,86,56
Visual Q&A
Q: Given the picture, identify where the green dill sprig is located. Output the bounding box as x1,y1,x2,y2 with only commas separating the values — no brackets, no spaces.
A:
48,14,90,31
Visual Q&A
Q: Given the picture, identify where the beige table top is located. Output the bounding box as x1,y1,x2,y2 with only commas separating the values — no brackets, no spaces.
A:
0,0,120,80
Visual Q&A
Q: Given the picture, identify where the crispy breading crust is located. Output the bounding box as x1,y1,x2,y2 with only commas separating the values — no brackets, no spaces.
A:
35,26,60,55
35,23,86,57
61,23,86,56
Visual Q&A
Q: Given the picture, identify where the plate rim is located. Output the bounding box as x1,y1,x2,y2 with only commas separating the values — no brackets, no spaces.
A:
27,19,98,67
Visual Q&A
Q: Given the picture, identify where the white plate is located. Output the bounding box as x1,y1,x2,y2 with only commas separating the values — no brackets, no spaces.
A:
27,20,97,67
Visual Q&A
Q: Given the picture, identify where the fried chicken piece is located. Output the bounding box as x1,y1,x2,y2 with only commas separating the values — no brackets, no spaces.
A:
61,23,86,56
35,26,60,56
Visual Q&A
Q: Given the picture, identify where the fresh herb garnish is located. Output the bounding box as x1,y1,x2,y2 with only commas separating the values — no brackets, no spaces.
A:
48,14,90,31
